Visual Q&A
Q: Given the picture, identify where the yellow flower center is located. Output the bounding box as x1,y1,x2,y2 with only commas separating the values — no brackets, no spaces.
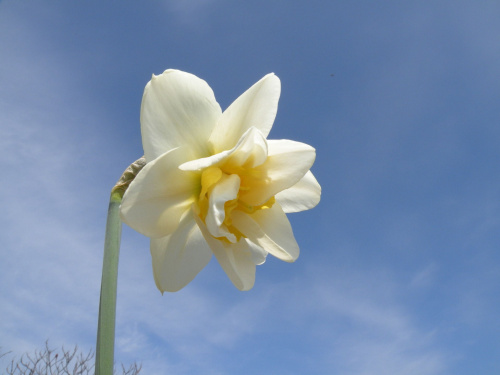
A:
198,165,275,242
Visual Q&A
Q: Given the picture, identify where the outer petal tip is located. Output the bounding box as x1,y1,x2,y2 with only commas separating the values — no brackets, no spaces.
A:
275,171,321,213
264,72,280,84
141,69,222,161
209,73,281,153
150,210,213,293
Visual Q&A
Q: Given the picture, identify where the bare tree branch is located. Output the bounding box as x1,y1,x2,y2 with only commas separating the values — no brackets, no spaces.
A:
2,342,141,375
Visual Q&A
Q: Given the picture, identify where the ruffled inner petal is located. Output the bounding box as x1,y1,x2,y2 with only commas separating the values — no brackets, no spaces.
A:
179,127,268,172
193,212,256,291
238,139,316,207
231,204,299,263
205,173,241,242
223,127,268,170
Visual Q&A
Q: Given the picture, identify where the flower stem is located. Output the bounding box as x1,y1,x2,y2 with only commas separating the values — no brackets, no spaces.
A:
95,190,123,375
95,158,145,375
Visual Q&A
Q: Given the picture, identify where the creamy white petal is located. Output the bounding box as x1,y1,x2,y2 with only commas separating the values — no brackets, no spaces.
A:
151,210,213,292
223,127,268,169
247,240,268,265
231,204,299,262
179,127,268,172
120,147,199,238
141,69,222,162
178,149,232,172
275,171,321,213
239,139,316,206
194,213,256,290
206,174,240,242
209,74,280,153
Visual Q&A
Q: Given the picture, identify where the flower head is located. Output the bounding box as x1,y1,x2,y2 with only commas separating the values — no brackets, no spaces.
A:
120,69,321,292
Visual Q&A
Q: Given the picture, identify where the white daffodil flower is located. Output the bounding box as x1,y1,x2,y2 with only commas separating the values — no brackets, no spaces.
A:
120,69,321,292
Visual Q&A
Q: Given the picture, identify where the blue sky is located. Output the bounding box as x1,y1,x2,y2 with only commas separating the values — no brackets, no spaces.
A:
1,1,499,374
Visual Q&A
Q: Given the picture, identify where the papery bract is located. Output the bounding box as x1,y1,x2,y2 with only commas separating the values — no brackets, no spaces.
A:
120,69,321,292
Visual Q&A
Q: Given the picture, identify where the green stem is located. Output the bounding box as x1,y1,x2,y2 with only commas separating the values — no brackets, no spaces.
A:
95,157,145,375
96,190,123,375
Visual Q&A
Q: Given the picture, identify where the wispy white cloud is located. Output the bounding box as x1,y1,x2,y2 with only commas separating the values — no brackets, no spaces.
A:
289,265,448,375
161,0,220,28
410,262,438,288
0,1,121,358
101,255,451,375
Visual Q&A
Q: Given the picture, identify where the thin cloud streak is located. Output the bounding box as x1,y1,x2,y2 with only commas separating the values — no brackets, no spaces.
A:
0,16,115,357
106,259,451,375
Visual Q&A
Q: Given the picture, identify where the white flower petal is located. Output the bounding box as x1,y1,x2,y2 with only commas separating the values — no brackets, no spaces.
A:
223,127,268,169
247,240,268,265
151,210,212,292
141,69,222,162
120,147,199,238
194,213,256,290
275,171,321,213
179,127,268,172
231,204,299,263
178,149,232,172
239,139,316,206
206,174,240,242
209,74,280,153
